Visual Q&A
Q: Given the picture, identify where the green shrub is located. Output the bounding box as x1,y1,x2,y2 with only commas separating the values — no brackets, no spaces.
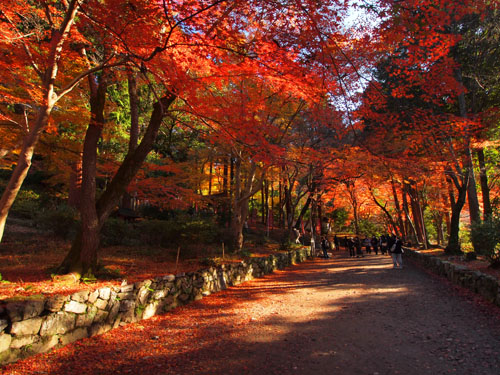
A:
10,189,41,220
38,204,79,239
470,218,500,267
101,218,138,246
135,217,221,247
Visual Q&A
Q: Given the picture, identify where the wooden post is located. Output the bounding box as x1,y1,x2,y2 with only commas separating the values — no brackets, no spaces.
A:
175,246,181,274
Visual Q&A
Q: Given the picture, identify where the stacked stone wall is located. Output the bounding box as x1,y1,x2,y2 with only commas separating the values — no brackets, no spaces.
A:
405,248,500,306
0,248,310,365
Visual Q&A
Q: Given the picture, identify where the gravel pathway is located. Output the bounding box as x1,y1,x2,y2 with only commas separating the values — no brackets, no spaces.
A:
4,252,500,375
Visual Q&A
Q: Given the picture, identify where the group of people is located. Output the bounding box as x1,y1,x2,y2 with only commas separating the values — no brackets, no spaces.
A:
308,231,405,269
339,234,404,269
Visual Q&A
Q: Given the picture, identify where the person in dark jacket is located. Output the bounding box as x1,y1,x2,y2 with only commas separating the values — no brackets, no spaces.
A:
371,236,379,255
390,236,404,269
321,236,331,258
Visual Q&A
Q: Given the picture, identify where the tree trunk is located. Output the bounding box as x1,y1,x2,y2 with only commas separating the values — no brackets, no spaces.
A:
68,158,83,209
261,180,265,224
0,105,52,242
60,73,108,276
456,68,481,225
466,147,481,224
402,183,418,245
127,71,140,152
0,0,80,243
391,178,406,238
59,94,176,276
372,191,399,236
230,155,266,251
477,148,492,220
445,171,469,254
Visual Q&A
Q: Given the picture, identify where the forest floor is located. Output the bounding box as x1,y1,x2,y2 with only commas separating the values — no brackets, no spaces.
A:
0,218,290,300
3,250,500,375
1,217,499,301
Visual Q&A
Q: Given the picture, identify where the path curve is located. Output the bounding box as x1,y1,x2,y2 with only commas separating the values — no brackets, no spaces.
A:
4,253,500,375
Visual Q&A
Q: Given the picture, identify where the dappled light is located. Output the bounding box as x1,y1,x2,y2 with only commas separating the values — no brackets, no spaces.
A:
4,253,500,374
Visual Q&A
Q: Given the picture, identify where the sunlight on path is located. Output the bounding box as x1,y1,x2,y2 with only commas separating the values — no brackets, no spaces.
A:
3,252,500,375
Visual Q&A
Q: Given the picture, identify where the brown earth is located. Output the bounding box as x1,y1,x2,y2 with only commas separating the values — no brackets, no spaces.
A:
0,222,285,300
3,250,500,375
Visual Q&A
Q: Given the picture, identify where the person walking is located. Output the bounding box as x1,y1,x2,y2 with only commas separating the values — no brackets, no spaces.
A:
371,236,379,255
348,238,355,257
321,236,330,258
390,236,404,269
355,237,363,258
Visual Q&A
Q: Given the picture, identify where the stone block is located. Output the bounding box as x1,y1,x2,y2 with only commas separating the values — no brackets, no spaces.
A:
0,347,20,365
4,302,25,322
94,298,108,310
45,295,69,312
134,279,152,289
59,327,88,346
137,287,151,305
153,290,167,300
94,310,109,323
119,300,135,313
75,306,97,328
0,319,7,333
88,290,99,304
107,302,120,324
120,284,134,293
31,335,59,354
121,308,137,323
11,317,43,336
40,312,76,336
71,291,90,303
117,291,135,301
10,334,37,349
99,287,111,300
0,333,12,352
23,299,45,320
142,302,159,320
163,274,175,282
65,300,87,314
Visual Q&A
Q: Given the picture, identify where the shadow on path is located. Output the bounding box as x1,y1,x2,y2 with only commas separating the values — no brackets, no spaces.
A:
4,253,500,375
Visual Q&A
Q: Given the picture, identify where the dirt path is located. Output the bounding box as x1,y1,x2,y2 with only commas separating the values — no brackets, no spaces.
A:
4,253,500,375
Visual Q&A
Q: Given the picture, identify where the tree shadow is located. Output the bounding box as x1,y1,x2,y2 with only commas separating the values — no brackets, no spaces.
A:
5,254,500,375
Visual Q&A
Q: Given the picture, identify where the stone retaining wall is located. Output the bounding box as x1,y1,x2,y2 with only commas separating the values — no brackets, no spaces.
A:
405,248,500,306
0,247,310,365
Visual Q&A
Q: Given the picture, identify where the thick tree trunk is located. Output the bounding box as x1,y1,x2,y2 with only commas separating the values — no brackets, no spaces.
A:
68,158,83,209
391,178,406,238
60,73,108,276
402,183,419,245
406,181,426,245
59,94,176,276
477,148,492,220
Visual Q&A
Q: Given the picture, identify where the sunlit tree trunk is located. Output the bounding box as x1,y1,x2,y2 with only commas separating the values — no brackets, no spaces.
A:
0,0,80,243
445,170,469,254
477,148,492,220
